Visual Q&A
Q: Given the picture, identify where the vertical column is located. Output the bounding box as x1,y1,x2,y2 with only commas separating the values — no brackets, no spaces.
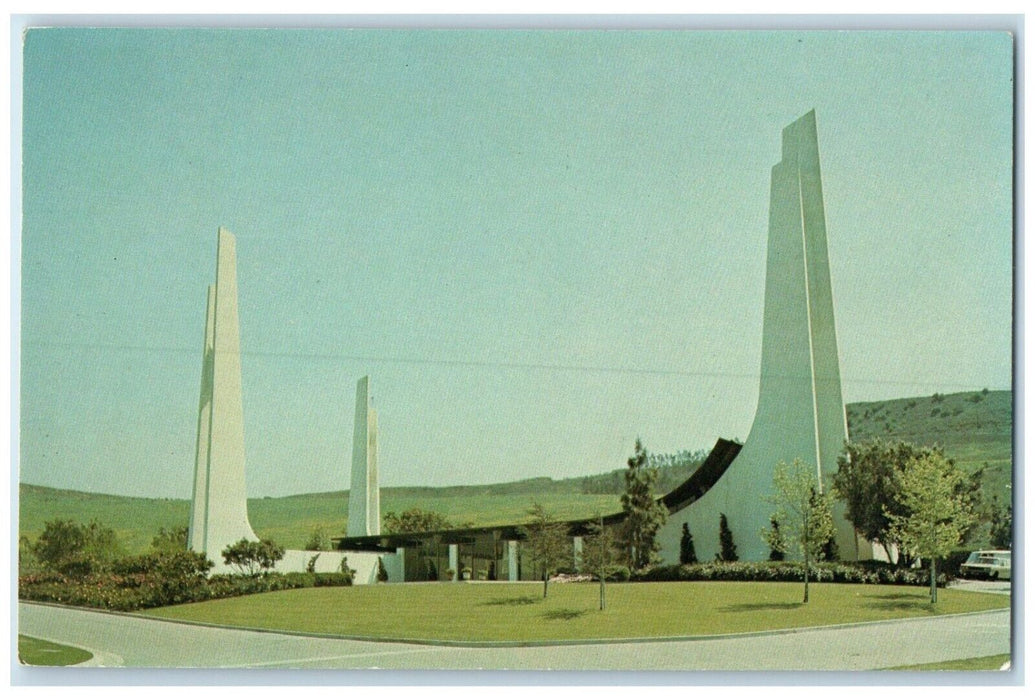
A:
395,547,405,583
573,536,584,572
193,228,258,557
508,540,518,582
449,544,459,581
188,286,216,552
367,405,380,535
348,376,380,536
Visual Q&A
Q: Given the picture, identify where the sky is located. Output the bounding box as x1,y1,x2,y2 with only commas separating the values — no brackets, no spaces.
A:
18,29,1014,499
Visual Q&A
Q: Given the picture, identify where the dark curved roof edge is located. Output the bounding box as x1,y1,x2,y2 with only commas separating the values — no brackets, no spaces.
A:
333,437,742,549
659,437,742,513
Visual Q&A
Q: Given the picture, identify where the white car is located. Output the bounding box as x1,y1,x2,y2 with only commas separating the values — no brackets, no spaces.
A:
960,550,1011,580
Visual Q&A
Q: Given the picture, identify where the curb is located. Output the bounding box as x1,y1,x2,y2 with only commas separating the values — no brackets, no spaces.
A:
20,599,1011,649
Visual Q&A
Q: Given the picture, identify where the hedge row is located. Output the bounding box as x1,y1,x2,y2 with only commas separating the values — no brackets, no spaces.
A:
631,561,946,587
19,569,354,612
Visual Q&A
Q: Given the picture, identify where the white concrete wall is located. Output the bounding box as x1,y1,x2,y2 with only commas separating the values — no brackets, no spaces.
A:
208,549,396,584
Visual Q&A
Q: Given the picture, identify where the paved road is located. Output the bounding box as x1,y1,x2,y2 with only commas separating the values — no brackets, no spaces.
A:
17,602,1011,672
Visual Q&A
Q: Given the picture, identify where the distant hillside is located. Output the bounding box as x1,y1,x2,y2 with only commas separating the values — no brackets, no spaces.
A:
846,389,1012,504
20,390,1012,553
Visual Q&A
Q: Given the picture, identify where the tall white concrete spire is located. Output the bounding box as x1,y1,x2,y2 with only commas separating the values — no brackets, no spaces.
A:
658,111,866,562
348,375,380,537
188,227,258,556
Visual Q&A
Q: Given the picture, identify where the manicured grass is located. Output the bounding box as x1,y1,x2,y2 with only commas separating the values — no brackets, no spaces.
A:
143,581,1010,643
887,654,1010,671
18,635,93,666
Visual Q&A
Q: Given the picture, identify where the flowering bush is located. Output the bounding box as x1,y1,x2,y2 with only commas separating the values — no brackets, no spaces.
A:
19,552,353,612
631,560,943,587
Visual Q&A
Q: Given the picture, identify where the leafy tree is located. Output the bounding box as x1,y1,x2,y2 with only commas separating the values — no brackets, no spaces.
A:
764,519,786,561
835,439,980,566
32,519,122,577
521,502,571,598
304,527,332,551
383,508,453,534
620,439,668,569
679,522,698,565
989,496,1012,549
887,452,975,603
151,526,189,553
580,515,622,610
221,538,285,576
717,513,738,562
764,460,836,603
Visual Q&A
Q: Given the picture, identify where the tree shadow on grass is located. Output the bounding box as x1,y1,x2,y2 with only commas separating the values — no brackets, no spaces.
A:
863,599,932,612
541,608,587,621
482,595,540,607
719,602,804,613
860,592,923,601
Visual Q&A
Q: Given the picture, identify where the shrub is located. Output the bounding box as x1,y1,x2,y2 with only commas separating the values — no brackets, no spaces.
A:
376,556,389,583
222,538,285,575
718,514,738,562
679,523,698,565
339,555,356,581
31,519,123,577
304,527,332,551
151,526,189,553
926,549,973,579
18,562,350,613
630,560,943,587
606,566,631,582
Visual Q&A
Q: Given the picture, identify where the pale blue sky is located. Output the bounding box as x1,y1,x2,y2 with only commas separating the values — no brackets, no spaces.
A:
19,29,1013,498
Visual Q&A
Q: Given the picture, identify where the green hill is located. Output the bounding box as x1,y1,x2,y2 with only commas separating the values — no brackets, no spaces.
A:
845,389,1012,506
19,390,1011,554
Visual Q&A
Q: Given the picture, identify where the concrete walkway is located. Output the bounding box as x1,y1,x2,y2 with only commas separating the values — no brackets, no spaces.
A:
17,601,1010,672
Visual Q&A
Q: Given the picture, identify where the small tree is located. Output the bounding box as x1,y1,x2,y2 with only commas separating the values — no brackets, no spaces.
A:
376,556,389,583
151,526,189,553
32,519,122,578
620,439,668,569
764,460,836,603
887,452,974,603
221,538,285,576
383,508,453,534
717,513,738,562
581,515,622,610
304,527,332,551
521,502,571,598
679,522,698,565
834,439,976,566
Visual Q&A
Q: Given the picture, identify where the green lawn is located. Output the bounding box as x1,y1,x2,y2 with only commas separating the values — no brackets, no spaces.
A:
887,654,1011,671
143,581,1010,643
18,635,93,666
